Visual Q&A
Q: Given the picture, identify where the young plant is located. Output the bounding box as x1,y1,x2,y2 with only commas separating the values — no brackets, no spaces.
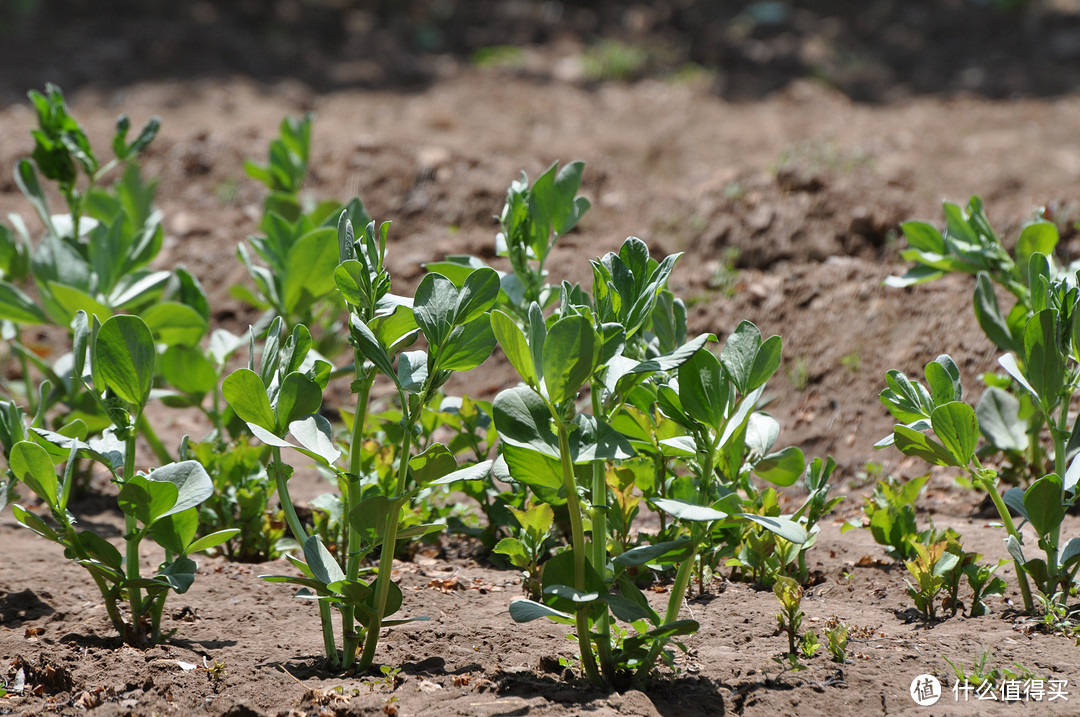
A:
492,502,556,600
235,114,371,353
425,160,590,321
496,235,808,689
0,85,214,471
903,540,959,625
965,558,1008,618
881,314,1080,610
844,474,928,561
773,576,806,661
230,218,497,670
887,197,1060,481
824,621,849,663
4,313,236,645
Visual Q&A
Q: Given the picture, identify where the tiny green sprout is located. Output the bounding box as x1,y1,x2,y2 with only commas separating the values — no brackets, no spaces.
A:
800,631,820,659
204,658,227,683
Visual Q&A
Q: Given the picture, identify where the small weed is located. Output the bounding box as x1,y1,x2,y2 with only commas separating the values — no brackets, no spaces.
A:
785,355,810,391
471,45,525,70
582,40,650,81
775,139,874,176
1034,591,1080,637
707,246,742,296
823,619,849,663
840,351,861,373
215,177,239,205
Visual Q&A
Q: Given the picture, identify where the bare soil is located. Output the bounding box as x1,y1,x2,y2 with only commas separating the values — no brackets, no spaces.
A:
4,2,1080,715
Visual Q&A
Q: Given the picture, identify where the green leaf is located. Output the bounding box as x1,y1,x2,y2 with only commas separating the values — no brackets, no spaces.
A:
925,355,962,405
754,446,805,487
893,424,960,467
13,504,61,542
303,534,346,586
508,599,575,625
141,302,208,347
492,537,528,567
1015,222,1058,271
10,441,58,508
409,444,457,487
350,317,397,381
414,272,458,347
493,386,560,458
1024,309,1065,408
747,334,782,392
94,314,155,407
149,507,198,555
1024,474,1065,538
118,475,177,525
737,513,808,544
158,556,197,593
14,159,54,233
901,221,946,254
160,345,217,396
47,282,111,325
652,497,726,522
542,315,597,404
678,348,727,431
274,372,322,431
499,443,565,491
491,309,537,386
973,273,1018,353
438,318,496,372
0,281,49,324
187,529,241,554
288,415,342,465
998,353,1037,398
930,402,979,467
79,530,123,570
453,267,499,325
222,369,276,432
721,321,762,394
427,459,492,486
976,387,1027,453
282,227,338,314
613,539,694,567
146,460,214,520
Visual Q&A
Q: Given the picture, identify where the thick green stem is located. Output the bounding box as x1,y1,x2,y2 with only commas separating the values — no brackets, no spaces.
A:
1050,393,1073,592
341,365,374,669
974,468,1034,611
590,460,615,684
356,416,412,671
589,391,615,684
556,422,603,687
271,446,339,667
120,425,145,636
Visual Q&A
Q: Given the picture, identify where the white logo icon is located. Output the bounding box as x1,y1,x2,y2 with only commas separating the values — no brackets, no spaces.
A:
911,674,942,706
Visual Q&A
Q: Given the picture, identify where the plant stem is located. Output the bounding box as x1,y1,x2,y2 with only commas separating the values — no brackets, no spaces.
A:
556,421,603,688
356,408,411,671
635,535,699,681
589,390,615,684
121,424,144,641
271,445,339,667
341,364,374,669
973,466,1034,611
